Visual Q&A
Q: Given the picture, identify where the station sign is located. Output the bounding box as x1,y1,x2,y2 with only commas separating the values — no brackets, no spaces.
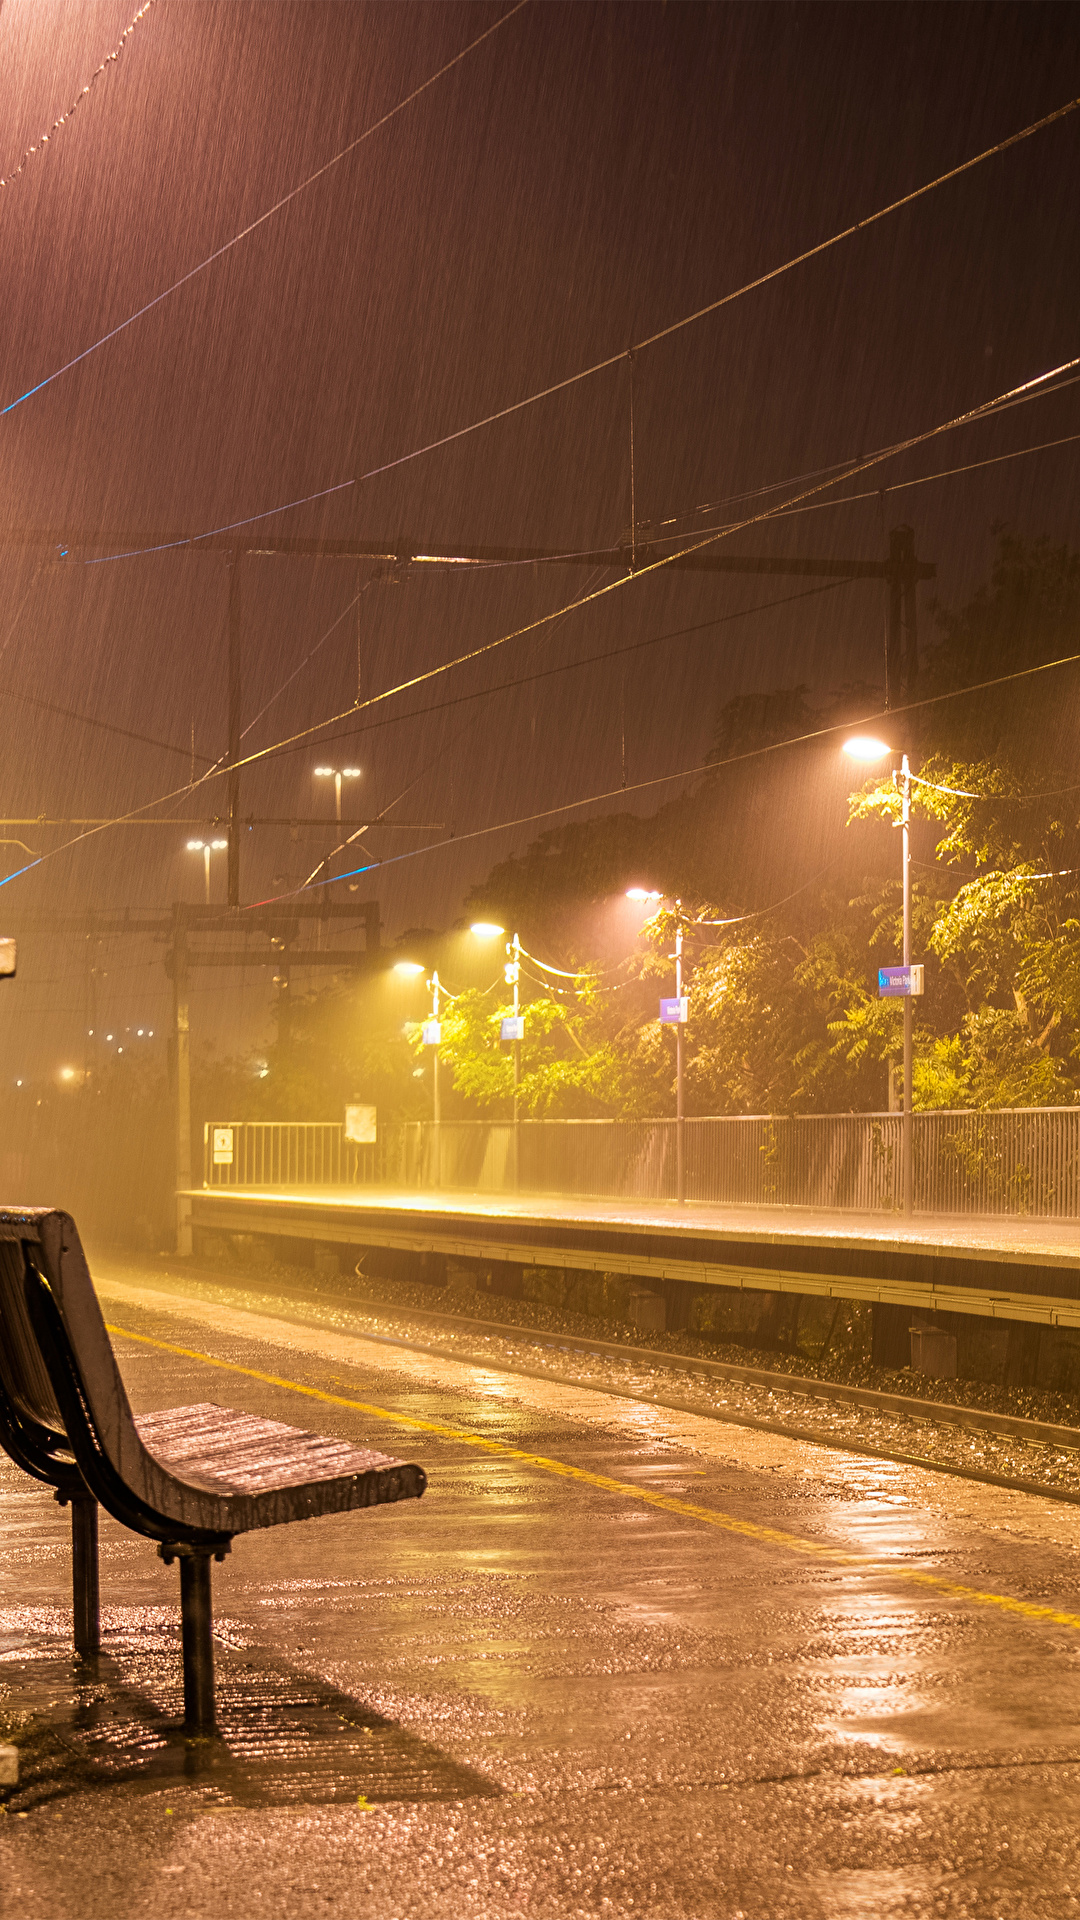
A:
212,1127,234,1166
501,1016,525,1042
422,1020,442,1046
879,964,925,997
659,996,689,1025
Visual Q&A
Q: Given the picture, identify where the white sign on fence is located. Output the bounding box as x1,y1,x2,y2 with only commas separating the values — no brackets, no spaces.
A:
345,1104,377,1144
212,1127,234,1165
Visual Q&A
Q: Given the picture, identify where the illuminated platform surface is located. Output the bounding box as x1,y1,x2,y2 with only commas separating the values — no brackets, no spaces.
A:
4,1250,1080,1918
189,1186,1080,1326
190,1183,1080,1263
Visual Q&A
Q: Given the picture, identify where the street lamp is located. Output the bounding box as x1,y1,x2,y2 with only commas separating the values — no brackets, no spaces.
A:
843,735,921,1216
627,889,688,1204
186,837,228,905
314,765,361,822
471,920,522,1189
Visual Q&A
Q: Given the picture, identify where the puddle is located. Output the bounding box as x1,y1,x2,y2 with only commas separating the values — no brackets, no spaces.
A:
0,1620,499,1813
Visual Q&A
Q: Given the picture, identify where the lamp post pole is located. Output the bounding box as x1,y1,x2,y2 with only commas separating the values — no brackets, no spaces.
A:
900,752,913,1217
508,933,521,1192
675,905,685,1205
429,969,442,1188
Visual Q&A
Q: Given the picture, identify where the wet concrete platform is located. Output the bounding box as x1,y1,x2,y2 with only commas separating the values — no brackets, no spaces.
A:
190,1182,1080,1328
6,1256,1080,1916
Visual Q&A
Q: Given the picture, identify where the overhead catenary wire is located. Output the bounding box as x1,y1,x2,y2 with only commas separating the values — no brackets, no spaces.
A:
83,480,355,566
4,350,1080,896
248,642,1080,908
357,95,1080,485
0,2,530,418
148,352,1080,804
637,424,1080,547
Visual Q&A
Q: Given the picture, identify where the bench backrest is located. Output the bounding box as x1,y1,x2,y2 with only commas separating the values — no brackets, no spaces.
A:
0,1207,169,1513
0,1217,67,1437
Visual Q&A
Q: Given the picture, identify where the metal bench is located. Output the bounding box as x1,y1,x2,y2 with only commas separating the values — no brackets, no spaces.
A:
0,1206,426,1729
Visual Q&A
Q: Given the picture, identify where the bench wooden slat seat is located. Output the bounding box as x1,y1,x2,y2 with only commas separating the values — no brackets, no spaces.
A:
134,1403,415,1525
0,1206,426,1729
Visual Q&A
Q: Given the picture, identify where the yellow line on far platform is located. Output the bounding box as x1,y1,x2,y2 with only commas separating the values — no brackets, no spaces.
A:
107,1320,1080,1636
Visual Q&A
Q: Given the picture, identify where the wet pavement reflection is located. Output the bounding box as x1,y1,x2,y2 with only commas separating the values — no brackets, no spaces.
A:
4,1261,1080,1916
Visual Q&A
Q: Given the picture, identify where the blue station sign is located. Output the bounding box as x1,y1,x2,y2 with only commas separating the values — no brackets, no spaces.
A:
879,964,925,998
659,996,689,1025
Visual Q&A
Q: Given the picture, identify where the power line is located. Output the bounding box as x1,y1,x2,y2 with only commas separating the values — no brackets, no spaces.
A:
3,352,1076,896
84,479,354,565
265,578,852,762
0,0,157,193
248,640,1080,907
204,351,1080,781
0,2,529,417
357,95,1080,484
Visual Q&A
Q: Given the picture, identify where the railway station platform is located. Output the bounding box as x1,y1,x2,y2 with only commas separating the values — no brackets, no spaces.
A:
185,1184,1080,1331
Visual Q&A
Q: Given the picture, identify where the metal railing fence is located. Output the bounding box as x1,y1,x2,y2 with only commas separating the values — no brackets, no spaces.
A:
202,1108,1080,1218
203,1122,380,1189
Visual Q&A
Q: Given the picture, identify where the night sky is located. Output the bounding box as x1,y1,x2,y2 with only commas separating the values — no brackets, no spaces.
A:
1,0,1079,1075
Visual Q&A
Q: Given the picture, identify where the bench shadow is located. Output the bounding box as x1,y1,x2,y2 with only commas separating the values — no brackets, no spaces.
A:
0,1630,500,1813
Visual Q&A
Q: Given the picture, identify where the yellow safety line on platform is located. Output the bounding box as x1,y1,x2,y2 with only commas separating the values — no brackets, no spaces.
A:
108,1321,1080,1634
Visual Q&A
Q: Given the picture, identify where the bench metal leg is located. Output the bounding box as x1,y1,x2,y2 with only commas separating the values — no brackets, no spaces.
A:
70,1495,99,1658
179,1552,216,1732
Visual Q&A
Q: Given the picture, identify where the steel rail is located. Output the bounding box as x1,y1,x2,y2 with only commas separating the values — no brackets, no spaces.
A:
321,1290,1080,1505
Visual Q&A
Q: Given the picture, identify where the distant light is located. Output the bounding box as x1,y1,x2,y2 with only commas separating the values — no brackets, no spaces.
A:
626,887,662,902
314,767,333,777
186,839,205,851
88,1028,94,1036
470,921,505,939
258,1067,269,1078
342,768,361,778
137,1029,144,1037
842,735,892,764
393,960,424,977
60,1066,76,1081
106,1034,113,1042
211,837,228,850
15,1079,21,1087
117,1047,123,1054
149,1030,154,1037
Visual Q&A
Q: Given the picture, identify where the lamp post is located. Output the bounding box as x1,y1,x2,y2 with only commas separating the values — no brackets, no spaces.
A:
313,764,361,822
471,921,521,1190
843,736,919,1217
427,969,443,1187
394,957,437,1182
627,888,688,1204
186,837,228,905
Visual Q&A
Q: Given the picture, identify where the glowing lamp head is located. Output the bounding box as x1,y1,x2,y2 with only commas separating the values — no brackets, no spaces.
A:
470,921,505,939
842,735,892,765
211,838,228,851
342,768,361,779
186,839,205,852
313,767,333,777
393,960,424,977
59,1066,76,1082
626,887,662,903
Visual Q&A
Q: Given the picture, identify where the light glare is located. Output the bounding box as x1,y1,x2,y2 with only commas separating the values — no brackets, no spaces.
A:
843,735,892,764
470,921,505,939
626,887,662,902
393,960,424,977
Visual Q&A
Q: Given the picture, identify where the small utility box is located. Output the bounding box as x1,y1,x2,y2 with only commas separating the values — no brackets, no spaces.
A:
910,1327,957,1380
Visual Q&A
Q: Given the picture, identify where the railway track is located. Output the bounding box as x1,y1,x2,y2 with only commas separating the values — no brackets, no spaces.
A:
334,1287,1080,1505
